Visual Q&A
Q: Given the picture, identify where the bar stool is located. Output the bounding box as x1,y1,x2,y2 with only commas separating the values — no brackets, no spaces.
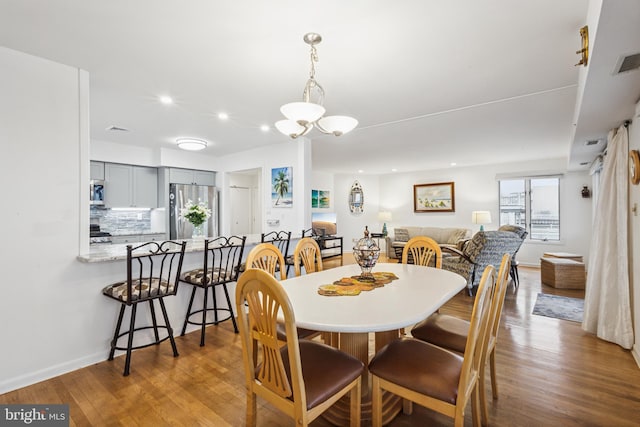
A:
180,235,246,346
102,240,186,376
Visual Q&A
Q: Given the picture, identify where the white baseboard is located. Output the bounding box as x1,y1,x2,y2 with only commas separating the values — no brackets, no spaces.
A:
632,344,640,369
0,351,107,395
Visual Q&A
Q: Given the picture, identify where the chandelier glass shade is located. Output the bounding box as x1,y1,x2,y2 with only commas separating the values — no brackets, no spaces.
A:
275,33,358,139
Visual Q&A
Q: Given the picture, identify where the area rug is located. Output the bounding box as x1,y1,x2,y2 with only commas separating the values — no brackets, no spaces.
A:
532,293,584,323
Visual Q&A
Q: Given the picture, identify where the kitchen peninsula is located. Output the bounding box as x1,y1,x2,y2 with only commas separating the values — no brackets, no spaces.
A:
78,235,263,263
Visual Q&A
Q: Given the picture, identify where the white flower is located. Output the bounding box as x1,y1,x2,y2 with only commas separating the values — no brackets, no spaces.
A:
179,199,211,226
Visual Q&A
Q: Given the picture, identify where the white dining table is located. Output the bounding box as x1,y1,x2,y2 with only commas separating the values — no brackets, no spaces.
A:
279,262,467,426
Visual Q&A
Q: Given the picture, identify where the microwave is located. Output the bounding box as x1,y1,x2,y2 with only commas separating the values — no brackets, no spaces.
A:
90,180,105,205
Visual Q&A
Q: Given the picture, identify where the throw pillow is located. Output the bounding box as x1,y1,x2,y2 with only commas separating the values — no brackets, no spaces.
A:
447,229,468,244
394,228,410,242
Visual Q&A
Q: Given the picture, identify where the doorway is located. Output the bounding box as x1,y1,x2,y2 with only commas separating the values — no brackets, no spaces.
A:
229,168,261,235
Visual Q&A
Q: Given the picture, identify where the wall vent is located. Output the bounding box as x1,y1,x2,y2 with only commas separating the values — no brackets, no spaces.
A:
614,53,640,74
106,125,130,132
584,139,601,146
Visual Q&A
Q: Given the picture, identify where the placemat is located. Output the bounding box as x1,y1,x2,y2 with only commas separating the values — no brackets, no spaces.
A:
318,272,399,296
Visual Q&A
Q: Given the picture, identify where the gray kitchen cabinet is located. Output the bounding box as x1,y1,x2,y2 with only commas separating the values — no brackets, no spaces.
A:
133,166,158,208
90,161,105,180
104,163,158,208
104,163,132,207
169,168,215,186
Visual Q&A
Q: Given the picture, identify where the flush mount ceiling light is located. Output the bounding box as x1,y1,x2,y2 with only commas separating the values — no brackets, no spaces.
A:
176,137,207,151
275,33,358,139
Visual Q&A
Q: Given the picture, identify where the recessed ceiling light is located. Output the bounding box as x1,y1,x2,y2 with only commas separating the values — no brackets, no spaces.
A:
391,168,397,172
176,138,207,151
450,162,457,166
358,169,364,173
218,112,229,120
260,124,270,132
159,95,173,105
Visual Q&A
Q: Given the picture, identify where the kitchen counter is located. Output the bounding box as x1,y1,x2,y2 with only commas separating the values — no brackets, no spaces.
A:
78,234,263,263
109,230,167,236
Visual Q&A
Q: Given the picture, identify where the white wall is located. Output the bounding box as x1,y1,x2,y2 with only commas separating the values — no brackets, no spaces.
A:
335,159,592,266
0,47,99,392
334,174,382,249
214,138,311,237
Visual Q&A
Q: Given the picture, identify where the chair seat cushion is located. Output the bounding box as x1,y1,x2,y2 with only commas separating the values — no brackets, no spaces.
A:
411,313,469,353
181,267,230,285
368,337,463,405
280,340,364,410
102,278,174,302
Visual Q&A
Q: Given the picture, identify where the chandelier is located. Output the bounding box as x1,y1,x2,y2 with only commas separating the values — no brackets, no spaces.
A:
275,33,358,139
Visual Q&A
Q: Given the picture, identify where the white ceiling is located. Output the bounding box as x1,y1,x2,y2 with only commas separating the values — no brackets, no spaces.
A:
1,1,639,174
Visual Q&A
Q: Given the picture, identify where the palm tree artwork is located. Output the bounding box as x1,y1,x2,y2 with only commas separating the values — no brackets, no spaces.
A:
272,166,293,207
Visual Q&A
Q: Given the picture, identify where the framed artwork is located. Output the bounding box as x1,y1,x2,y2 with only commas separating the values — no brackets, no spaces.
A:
272,166,293,207
311,190,319,208
413,182,455,212
319,190,330,208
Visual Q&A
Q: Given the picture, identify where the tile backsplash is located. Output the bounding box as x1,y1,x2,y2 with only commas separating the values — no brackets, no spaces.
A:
91,207,165,234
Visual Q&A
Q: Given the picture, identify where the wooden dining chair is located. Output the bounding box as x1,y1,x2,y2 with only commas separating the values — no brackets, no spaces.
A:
291,237,323,340
293,237,323,277
261,230,294,275
368,264,496,427
401,236,442,268
235,268,364,427
410,253,511,426
244,242,287,280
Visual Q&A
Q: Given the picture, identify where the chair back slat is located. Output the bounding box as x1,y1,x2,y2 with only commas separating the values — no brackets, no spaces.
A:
124,240,186,305
457,264,495,397
261,231,292,259
237,269,300,401
293,237,323,277
401,236,442,268
203,235,247,285
245,243,287,280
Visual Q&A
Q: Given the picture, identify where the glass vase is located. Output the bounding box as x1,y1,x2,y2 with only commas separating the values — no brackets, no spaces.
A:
191,223,205,240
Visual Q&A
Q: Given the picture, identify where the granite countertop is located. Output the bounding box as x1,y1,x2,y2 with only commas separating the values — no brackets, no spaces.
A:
78,234,263,263
109,230,166,236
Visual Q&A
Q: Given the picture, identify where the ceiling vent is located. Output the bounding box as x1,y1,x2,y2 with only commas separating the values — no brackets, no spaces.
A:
614,53,640,74
584,139,601,146
106,125,130,132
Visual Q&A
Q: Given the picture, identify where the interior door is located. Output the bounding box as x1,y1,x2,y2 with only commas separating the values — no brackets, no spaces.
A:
230,186,252,235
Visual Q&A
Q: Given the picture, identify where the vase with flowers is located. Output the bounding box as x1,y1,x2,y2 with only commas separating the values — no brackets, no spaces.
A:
180,199,212,240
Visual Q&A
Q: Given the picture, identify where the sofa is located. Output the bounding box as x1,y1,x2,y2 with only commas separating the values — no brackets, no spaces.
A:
385,226,472,259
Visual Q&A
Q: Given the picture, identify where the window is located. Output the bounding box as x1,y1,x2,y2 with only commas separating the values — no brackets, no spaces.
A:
499,177,560,241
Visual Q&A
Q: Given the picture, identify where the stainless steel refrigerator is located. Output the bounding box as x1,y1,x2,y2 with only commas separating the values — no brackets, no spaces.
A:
169,183,218,239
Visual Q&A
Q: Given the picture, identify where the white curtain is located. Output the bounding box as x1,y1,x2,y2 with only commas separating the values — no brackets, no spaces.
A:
582,125,634,349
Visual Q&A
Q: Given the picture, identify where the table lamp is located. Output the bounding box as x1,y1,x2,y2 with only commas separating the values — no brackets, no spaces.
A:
378,211,392,237
471,211,492,231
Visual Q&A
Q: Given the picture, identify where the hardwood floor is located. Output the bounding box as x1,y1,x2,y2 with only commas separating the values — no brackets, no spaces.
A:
2,256,640,426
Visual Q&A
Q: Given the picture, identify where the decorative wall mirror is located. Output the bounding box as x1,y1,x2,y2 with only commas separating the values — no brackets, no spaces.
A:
349,180,364,213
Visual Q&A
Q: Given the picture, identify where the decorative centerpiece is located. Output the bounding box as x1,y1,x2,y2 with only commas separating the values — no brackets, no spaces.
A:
180,199,211,239
352,226,380,281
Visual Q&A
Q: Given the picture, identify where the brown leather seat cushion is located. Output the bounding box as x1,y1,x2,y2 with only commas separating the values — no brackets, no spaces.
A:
368,337,463,405
411,313,469,353
279,340,364,410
